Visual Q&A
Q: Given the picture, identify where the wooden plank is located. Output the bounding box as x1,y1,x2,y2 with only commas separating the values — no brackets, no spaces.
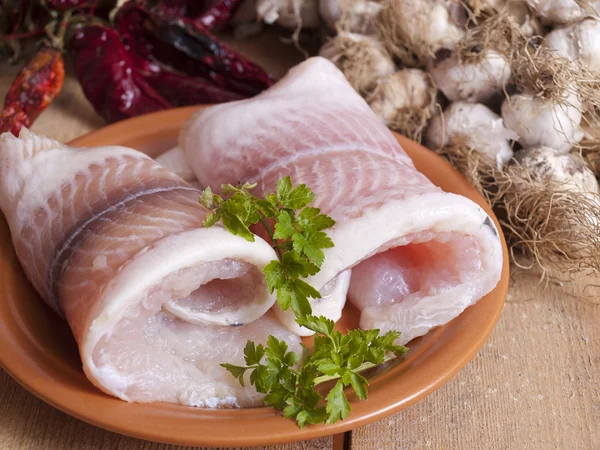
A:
350,276,600,450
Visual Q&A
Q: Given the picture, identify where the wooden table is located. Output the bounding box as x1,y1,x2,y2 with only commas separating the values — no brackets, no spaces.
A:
1,33,599,450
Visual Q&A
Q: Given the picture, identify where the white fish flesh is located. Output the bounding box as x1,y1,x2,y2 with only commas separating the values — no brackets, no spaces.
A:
155,145,198,184
178,57,503,343
0,129,300,406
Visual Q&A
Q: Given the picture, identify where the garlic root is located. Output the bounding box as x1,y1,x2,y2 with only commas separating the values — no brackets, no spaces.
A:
319,32,395,94
367,69,437,141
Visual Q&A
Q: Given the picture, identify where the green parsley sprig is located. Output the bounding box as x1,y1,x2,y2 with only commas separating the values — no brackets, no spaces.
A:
199,177,334,319
200,177,408,428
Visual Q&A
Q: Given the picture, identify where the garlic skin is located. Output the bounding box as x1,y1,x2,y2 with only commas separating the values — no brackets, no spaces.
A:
319,32,396,94
477,0,542,37
524,0,583,25
367,69,436,126
319,0,383,33
507,0,544,37
383,0,467,55
257,0,321,29
477,0,505,9
501,90,584,153
544,17,600,73
581,115,600,142
426,102,517,167
512,146,599,195
429,50,511,103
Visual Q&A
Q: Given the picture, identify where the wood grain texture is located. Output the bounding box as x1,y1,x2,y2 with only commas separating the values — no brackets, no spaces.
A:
350,275,600,450
1,30,599,450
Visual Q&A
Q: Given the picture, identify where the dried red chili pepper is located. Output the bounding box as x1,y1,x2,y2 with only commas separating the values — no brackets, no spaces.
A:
148,17,273,96
134,58,244,106
145,0,242,29
70,25,172,123
145,0,205,17
115,4,243,106
0,46,65,136
194,0,244,29
115,3,273,97
45,0,91,12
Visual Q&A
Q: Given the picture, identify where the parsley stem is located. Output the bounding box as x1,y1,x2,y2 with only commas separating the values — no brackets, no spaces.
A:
258,215,284,260
258,215,274,240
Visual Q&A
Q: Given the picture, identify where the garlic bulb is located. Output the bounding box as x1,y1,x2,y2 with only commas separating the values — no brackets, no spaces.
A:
524,0,583,25
426,102,517,167
512,146,599,195
367,69,437,138
476,0,542,37
501,89,584,153
544,17,600,73
319,0,383,34
379,0,466,65
502,146,600,261
319,32,395,94
507,0,544,37
429,49,511,103
257,0,321,29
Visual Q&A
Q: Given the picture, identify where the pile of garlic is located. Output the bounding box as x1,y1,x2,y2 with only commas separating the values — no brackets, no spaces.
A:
313,0,600,276
235,0,600,277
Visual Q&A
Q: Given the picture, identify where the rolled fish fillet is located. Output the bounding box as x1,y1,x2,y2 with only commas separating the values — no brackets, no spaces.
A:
0,130,300,406
152,147,352,335
179,57,503,343
159,129,353,336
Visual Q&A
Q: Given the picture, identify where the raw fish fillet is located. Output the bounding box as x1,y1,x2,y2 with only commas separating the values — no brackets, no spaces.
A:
179,57,503,343
158,140,353,335
155,145,198,184
0,129,299,406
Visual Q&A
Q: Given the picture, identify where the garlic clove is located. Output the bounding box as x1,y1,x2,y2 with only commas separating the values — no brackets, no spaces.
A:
426,101,517,167
429,49,511,103
501,90,583,153
512,146,599,196
544,17,600,73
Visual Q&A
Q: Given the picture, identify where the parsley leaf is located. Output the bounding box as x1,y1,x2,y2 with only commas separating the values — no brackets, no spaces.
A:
220,363,249,387
326,381,351,424
244,341,265,366
297,207,336,231
273,211,296,239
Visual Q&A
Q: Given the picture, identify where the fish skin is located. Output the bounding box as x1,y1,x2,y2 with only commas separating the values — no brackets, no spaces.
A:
179,57,503,341
0,129,292,406
0,129,189,316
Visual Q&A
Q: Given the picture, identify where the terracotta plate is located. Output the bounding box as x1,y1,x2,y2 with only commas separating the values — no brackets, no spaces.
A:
0,106,509,447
